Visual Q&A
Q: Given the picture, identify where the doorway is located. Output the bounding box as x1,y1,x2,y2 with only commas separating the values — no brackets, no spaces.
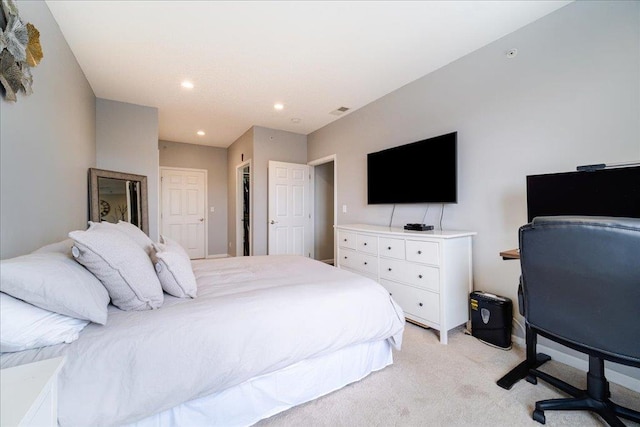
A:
236,160,252,256
159,167,207,259
309,155,336,265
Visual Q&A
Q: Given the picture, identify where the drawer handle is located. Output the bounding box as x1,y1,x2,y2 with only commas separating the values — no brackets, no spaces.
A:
344,256,348,259
388,268,392,271
389,292,393,296
344,238,347,242
417,250,422,255
363,242,367,246
418,274,423,279
364,262,368,265
387,246,392,250
419,302,423,307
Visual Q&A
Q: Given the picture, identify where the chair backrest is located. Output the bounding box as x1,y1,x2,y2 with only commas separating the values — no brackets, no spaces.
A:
519,216,640,365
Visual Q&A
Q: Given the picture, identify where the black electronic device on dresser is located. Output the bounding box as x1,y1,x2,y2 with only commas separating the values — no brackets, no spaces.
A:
404,223,434,231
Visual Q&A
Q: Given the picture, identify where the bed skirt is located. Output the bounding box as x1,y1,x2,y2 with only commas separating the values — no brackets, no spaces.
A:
126,338,394,427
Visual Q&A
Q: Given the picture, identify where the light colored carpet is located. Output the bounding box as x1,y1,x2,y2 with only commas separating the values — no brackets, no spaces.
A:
257,323,639,426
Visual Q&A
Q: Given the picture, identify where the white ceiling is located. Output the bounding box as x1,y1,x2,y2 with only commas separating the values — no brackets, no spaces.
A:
45,1,571,148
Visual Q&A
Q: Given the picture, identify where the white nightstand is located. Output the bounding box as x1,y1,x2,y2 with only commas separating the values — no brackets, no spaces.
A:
1,357,65,427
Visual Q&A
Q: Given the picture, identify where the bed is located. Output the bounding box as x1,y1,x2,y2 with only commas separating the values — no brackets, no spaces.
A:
1,249,405,426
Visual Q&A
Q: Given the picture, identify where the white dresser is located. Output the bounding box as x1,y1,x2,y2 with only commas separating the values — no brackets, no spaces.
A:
336,224,476,344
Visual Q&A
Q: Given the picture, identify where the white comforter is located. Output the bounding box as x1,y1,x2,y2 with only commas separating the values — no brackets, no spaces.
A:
53,256,404,426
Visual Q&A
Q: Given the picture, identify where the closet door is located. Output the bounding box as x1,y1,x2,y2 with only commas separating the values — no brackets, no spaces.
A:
160,168,207,259
268,161,311,256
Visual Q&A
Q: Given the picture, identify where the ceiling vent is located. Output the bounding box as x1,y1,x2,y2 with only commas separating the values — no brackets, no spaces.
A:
329,106,350,116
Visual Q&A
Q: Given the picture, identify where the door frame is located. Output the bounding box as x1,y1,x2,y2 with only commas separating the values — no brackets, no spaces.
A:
235,159,252,256
308,154,337,263
159,166,208,258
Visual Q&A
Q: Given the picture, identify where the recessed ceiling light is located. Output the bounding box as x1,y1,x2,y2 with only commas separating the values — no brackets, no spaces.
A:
197,130,205,136
274,103,284,111
181,81,194,89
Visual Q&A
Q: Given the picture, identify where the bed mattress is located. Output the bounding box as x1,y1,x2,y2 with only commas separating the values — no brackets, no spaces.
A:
1,255,405,426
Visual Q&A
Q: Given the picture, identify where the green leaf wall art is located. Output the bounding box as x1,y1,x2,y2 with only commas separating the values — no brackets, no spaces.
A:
0,0,42,102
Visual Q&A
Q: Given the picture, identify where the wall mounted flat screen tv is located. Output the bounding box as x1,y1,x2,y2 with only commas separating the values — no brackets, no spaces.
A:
368,132,457,204
526,166,640,222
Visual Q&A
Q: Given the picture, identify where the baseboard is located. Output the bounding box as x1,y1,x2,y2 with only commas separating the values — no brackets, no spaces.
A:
511,335,640,393
206,253,229,259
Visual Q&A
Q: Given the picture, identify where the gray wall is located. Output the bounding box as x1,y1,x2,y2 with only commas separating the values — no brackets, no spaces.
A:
314,161,334,261
307,0,640,378
0,1,96,259
227,127,254,256
159,140,228,255
96,99,159,241
253,126,307,255
308,1,639,323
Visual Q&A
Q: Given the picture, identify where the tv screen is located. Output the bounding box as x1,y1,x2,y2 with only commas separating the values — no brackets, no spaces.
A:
526,166,640,222
367,132,457,204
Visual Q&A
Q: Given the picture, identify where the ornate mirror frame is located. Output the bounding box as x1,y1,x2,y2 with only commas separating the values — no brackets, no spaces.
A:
89,168,149,235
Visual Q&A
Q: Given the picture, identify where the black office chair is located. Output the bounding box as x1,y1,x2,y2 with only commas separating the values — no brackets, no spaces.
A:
518,216,640,426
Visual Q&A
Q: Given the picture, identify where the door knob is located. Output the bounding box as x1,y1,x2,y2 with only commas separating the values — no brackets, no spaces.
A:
270,220,278,224
199,218,204,222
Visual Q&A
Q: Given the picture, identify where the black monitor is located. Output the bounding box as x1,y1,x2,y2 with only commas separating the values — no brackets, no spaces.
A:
526,166,640,222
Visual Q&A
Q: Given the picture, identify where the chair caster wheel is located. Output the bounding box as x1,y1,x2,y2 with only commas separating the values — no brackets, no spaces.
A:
526,374,538,385
533,409,546,424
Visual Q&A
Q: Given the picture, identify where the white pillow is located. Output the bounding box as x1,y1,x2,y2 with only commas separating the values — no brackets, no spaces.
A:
69,227,163,311
88,221,154,256
0,293,89,353
152,236,197,298
32,238,75,255
0,251,110,325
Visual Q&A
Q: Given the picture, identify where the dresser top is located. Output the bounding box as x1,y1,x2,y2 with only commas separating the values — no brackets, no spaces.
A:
336,223,477,239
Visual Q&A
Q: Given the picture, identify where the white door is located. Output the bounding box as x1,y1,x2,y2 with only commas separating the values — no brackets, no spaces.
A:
268,161,311,256
160,168,207,259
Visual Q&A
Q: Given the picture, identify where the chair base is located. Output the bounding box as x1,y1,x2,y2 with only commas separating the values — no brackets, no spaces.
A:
530,356,640,427
497,323,551,390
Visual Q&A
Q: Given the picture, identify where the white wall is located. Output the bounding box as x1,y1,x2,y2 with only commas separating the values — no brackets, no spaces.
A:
308,0,639,322
96,99,160,240
159,140,228,255
0,1,96,259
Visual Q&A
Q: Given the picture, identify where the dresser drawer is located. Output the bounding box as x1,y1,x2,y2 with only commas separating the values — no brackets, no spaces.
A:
405,240,439,265
338,231,357,249
381,279,439,325
379,257,402,282
339,249,377,275
356,234,378,255
338,248,357,269
404,263,439,292
380,258,439,292
379,237,405,260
